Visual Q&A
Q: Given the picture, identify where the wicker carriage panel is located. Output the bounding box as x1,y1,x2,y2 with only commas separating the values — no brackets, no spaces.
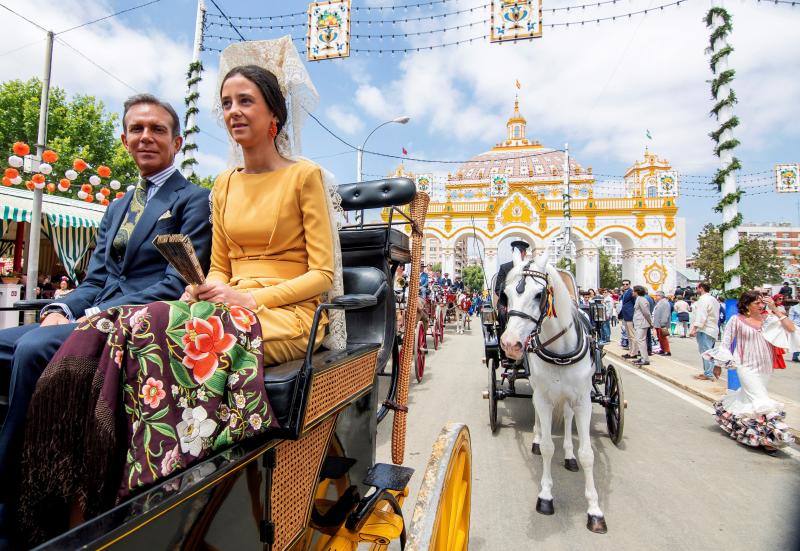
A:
302,349,378,429
271,416,337,550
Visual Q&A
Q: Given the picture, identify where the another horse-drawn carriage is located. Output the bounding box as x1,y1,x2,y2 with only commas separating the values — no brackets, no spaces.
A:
4,178,472,550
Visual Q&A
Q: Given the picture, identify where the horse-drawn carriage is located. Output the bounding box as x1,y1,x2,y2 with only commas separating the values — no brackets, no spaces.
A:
3,178,472,550
482,267,625,443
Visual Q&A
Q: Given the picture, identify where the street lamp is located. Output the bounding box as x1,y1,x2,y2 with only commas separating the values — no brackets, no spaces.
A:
355,116,410,224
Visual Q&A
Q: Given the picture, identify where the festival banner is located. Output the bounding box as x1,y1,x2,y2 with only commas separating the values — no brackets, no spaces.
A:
775,164,800,193
656,171,678,197
307,0,351,62
490,0,543,43
415,174,432,195
490,174,509,197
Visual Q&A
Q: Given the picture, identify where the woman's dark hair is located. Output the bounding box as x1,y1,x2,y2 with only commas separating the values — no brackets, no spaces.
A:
737,290,762,315
221,65,287,134
633,285,646,296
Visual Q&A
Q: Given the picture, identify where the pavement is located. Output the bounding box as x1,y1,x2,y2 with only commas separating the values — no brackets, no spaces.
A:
376,322,800,550
605,324,800,441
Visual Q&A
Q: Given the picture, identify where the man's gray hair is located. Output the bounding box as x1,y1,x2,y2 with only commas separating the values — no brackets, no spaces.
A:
122,94,181,138
656,290,666,297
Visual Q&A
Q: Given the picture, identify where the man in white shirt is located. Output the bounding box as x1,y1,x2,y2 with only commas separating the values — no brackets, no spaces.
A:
689,281,719,380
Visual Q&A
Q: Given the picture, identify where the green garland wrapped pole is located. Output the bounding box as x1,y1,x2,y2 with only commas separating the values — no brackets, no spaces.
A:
706,4,742,296
181,0,207,180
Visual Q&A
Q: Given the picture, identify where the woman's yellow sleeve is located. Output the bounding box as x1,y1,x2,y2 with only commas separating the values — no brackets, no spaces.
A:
205,173,232,284
248,167,334,309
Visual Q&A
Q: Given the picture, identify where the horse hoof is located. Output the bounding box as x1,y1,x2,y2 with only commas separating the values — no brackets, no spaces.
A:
564,458,579,472
587,514,607,534
531,442,541,455
536,498,554,515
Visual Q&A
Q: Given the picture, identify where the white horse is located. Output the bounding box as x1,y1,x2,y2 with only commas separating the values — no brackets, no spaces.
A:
499,248,607,533
455,292,470,334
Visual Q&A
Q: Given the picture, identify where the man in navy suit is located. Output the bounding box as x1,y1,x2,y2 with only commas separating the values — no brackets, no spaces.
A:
0,94,212,523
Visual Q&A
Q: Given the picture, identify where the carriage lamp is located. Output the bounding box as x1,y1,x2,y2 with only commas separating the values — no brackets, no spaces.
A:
589,298,607,324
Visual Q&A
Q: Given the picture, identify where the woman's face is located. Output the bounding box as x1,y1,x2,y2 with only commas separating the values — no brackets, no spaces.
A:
747,298,764,317
220,74,276,149
60,280,67,290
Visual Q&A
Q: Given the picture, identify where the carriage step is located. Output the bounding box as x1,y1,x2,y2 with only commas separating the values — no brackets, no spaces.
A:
346,463,414,533
363,462,414,492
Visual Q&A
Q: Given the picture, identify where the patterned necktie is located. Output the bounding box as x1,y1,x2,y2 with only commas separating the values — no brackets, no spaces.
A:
112,177,149,258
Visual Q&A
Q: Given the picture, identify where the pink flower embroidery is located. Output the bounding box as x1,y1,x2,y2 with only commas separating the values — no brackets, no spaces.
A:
161,444,181,476
141,377,166,408
181,316,236,384
114,349,123,366
130,306,150,335
229,305,257,333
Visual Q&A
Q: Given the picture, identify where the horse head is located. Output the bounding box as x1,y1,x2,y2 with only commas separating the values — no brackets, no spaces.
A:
499,247,573,360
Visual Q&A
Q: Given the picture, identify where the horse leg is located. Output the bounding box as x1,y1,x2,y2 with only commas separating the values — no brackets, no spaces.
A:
563,403,578,472
574,402,607,533
533,393,555,515
531,384,541,455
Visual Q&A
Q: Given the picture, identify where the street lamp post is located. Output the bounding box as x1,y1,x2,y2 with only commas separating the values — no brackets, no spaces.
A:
355,115,410,224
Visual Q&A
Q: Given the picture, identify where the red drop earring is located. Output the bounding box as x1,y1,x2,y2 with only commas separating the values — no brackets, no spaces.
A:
269,120,278,139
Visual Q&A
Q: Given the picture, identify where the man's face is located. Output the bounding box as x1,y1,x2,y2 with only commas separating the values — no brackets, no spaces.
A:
621,281,630,291
121,103,182,177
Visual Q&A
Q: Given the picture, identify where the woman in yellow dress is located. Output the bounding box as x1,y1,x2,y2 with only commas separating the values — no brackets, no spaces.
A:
184,65,334,364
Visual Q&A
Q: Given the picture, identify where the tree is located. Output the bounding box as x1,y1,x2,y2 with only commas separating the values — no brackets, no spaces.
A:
599,248,622,289
461,264,484,293
556,257,575,276
0,78,140,191
428,262,442,273
693,223,784,292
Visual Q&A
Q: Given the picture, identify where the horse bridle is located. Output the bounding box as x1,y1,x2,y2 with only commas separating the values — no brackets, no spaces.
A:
505,262,589,365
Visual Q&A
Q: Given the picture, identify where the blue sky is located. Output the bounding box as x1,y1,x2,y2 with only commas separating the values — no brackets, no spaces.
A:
2,0,800,254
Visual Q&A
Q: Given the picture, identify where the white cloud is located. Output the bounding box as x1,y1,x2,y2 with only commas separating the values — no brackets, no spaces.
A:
325,104,365,135
191,150,228,178
345,2,800,172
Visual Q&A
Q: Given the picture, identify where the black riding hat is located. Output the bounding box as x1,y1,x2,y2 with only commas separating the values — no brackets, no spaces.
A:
510,240,530,251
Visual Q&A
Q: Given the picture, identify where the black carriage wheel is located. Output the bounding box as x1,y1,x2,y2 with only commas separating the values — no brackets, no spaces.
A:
377,338,400,424
489,357,499,433
438,309,446,342
416,320,426,382
605,365,624,445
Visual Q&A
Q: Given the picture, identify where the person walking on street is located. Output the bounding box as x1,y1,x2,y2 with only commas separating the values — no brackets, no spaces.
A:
632,285,653,365
689,281,719,380
653,290,672,356
790,300,800,362
601,289,614,343
620,280,638,359
674,296,690,337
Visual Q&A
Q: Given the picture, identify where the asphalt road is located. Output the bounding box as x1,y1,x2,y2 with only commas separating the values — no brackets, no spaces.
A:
377,323,800,550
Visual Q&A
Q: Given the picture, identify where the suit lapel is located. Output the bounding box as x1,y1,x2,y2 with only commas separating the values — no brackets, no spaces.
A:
122,170,186,272
108,190,135,249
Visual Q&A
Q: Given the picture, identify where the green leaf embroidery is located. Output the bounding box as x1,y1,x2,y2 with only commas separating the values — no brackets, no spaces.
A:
228,344,258,373
212,428,233,450
168,301,191,330
190,301,216,320
147,407,170,421
150,422,177,440
206,369,227,396
170,357,198,389
143,424,152,450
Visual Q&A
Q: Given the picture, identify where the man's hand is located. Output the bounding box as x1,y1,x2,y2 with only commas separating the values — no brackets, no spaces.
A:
195,281,257,310
689,327,697,337
40,311,70,327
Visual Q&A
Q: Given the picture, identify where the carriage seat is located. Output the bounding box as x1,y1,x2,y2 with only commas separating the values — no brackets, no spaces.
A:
339,228,410,264
263,266,387,434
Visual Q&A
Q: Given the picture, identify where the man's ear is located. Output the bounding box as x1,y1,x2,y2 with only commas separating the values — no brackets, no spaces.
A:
172,135,184,154
120,132,129,151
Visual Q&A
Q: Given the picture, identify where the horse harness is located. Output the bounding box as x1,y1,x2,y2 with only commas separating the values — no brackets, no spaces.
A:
506,263,590,366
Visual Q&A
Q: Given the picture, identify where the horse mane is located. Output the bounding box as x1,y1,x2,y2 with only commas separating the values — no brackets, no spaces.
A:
545,264,575,322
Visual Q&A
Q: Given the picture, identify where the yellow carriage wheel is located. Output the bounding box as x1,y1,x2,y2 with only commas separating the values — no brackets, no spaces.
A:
407,423,471,551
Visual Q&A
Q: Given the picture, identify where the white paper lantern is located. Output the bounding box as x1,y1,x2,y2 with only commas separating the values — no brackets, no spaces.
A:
10,176,21,186
77,190,88,200
33,181,45,190
65,169,78,181
109,179,121,190
58,184,70,192
127,185,135,192
39,163,52,175
8,155,22,168
89,175,101,186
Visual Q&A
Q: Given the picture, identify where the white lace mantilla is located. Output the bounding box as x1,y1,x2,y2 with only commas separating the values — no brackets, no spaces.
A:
215,36,347,350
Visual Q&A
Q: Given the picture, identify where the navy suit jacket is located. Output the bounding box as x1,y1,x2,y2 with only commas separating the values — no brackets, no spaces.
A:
60,170,211,317
620,288,635,322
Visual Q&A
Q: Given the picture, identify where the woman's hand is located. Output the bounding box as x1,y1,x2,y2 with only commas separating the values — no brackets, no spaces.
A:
194,280,257,310
763,296,779,314
181,284,198,302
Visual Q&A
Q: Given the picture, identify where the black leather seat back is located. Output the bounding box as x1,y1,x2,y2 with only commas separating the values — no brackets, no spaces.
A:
337,178,415,211
342,266,389,349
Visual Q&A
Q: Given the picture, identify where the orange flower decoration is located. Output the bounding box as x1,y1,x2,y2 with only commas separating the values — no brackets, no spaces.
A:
25,181,34,190
81,183,92,193
31,174,45,184
181,316,237,384
59,178,70,188
115,191,125,199
100,187,110,196
2,177,12,187
85,195,94,203
12,142,30,156
41,150,58,163
97,165,111,178
101,198,110,206
4,168,18,179
46,183,55,193
73,158,88,173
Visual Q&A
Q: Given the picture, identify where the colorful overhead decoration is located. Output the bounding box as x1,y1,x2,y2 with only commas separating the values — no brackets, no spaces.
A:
775,164,799,193
306,0,351,61
415,174,432,195
657,171,678,197
489,174,509,197
490,0,543,43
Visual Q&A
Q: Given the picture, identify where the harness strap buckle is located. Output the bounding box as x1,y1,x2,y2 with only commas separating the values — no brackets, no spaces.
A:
383,400,409,413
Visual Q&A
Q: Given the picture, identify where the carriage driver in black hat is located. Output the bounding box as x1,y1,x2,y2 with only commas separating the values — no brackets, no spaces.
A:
493,239,531,335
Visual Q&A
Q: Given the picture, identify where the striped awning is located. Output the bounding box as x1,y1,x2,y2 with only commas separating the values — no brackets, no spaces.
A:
0,187,106,228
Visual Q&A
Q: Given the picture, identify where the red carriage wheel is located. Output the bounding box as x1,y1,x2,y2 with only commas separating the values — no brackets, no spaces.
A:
433,317,440,350
415,320,426,382
438,308,445,343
